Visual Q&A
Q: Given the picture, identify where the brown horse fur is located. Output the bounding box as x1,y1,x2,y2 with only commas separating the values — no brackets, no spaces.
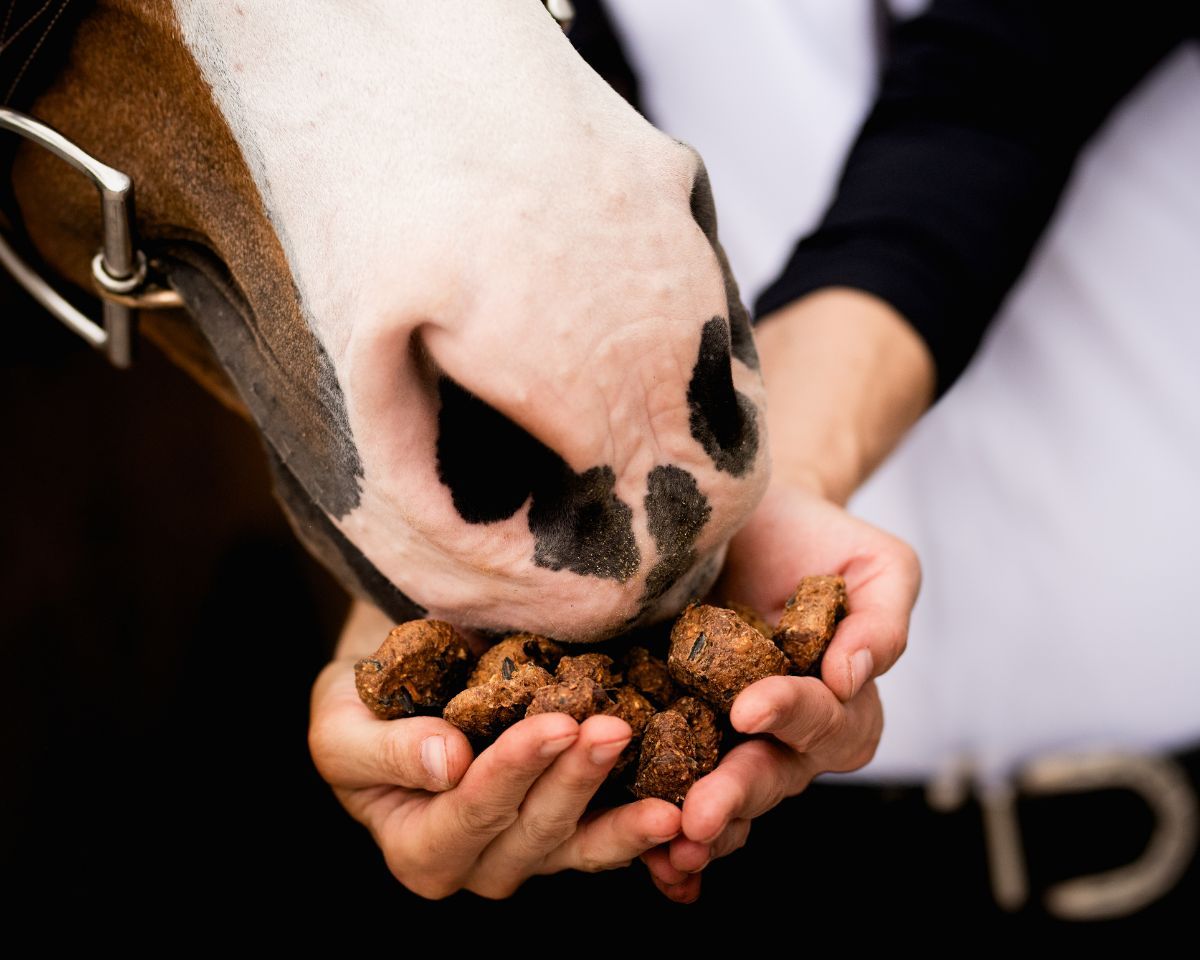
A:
12,0,292,417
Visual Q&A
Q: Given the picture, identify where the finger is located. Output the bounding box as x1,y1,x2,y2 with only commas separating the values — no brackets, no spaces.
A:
641,844,689,887
822,535,921,702
537,797,682,877
480,715,635,875
681,738,809,843
730,675,845,752
711,819,751,860
660,872,702,903
667,817,752,874
408,712,581,872
309,663,474,791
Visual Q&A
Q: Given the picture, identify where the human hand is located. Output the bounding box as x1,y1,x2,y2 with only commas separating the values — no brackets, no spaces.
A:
309,602,682,899
641,478,920,901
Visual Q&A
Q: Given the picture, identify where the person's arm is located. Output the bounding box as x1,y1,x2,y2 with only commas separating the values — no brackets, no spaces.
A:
756,288,934,504
644,1,1191,897
757,0,1190,397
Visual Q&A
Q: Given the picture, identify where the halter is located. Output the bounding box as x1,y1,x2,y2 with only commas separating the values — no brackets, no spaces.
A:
0,106,181,368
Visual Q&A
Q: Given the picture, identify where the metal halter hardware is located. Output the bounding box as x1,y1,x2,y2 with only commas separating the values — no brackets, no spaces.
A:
0,107,181,368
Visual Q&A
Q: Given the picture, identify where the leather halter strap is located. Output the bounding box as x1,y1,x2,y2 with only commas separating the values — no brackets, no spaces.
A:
159,240,425,624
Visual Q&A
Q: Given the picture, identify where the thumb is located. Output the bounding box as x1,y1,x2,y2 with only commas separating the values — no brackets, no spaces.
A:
309,659,474,791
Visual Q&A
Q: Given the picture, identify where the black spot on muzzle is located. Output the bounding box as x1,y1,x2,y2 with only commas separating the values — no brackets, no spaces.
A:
435,377,639,581
687,318,759,477
642,465,711,604
689,161,759,371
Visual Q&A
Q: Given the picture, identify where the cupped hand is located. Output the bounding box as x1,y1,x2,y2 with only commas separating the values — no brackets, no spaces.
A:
641,478,920,901
310,604,681,900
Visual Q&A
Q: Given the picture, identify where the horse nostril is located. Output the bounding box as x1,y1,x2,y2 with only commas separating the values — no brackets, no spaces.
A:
434,374,639,581
435,376,555,523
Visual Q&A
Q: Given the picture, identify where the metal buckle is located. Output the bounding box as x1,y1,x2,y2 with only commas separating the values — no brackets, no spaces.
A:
927,751,1199,920
0,107,182,368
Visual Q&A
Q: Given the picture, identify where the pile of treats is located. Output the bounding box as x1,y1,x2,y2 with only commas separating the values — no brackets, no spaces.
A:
354,576,847,806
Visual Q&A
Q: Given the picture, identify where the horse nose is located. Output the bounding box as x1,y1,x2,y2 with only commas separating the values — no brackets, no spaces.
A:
434,374,640,582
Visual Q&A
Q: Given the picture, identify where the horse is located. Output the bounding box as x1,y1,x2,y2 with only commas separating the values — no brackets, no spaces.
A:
4,0,769,643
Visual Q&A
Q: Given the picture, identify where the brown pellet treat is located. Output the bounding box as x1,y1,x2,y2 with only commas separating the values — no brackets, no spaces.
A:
667,603,788,712
526,676,612,723
608,686,656,738
621,646,677,708
555,652,622,687
725,601,772,640
467,633,564,688
633,711,696,806
670,696,721,776
443,663,553,741
606,686,657,775
354,619,473,720
774,575,848,676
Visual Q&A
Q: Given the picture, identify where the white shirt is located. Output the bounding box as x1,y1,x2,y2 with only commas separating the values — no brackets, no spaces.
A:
606,0,1200,783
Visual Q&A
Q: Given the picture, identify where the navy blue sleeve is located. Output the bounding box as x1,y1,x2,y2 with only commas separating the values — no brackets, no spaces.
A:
753,1,1193,395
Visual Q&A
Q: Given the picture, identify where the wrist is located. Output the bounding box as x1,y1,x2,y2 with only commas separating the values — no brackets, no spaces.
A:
754,287,934,504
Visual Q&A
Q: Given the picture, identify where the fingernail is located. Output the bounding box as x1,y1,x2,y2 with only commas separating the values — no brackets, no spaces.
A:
685,854,711,875
589,738,630,766
849,648,875,699
648,832,680,845
420,735,449,789
539,733,578,757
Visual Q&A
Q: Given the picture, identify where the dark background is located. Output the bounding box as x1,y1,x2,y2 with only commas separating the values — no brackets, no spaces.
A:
1,277,1185,939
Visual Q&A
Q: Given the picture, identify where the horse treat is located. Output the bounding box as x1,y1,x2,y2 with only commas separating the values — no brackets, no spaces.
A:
526,676,613,723
667,603,789,713
633,711,697,806
773,576,848,676
606,686,657,775
468,633,564,687
669,696,721,776
621,647,677,709
352,576,848,804
443,663,554,741
554,652,622,687
726,601,773,640
354,620,473,719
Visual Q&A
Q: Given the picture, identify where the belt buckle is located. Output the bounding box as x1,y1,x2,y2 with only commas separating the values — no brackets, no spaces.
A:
927,751,1199,920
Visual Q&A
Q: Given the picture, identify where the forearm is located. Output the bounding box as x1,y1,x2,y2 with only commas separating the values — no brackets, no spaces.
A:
756,1,1185,398
755,287,934,505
